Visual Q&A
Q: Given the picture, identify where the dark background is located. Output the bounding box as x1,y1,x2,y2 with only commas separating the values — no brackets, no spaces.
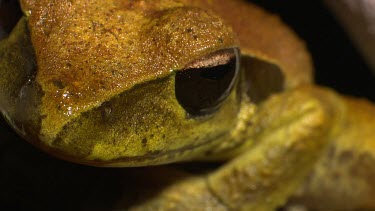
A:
250,0,375,101
1,0,375,210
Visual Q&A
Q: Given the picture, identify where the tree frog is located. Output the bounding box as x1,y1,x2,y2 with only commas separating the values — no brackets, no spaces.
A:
1,0,375,210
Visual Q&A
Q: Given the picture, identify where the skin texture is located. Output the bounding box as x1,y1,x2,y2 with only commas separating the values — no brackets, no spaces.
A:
0,0,375,210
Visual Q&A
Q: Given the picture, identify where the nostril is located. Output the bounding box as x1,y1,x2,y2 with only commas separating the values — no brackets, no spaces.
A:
0,0,23,40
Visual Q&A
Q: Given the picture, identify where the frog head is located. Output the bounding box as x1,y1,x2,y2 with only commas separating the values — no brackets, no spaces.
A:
0,0,313,166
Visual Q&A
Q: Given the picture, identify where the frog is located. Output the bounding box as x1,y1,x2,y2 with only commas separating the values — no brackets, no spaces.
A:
1,0,375,210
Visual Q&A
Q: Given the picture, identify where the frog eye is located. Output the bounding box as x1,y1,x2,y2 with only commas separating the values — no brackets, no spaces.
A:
175,48,240,116
0,0,23,39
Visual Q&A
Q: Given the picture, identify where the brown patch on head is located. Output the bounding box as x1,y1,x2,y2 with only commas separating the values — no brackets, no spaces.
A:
187,0,313,88
21,0,237,139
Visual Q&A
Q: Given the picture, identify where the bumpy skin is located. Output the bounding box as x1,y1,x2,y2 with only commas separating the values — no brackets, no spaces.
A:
1,0,313,166
0,0,375,210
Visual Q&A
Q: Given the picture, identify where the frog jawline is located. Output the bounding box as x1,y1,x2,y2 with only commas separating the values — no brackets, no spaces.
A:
82,131,229,167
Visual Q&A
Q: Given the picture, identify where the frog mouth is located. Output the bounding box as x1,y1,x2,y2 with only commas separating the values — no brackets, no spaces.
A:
65,131,230,167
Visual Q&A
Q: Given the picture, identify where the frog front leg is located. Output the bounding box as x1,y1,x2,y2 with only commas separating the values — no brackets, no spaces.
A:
287,97,375,211
125,85,343,211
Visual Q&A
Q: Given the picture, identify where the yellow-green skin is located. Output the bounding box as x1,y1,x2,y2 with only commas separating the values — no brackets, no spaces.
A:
1,0,375,210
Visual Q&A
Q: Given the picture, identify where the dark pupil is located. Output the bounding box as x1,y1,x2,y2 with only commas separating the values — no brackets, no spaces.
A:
175,48,239,116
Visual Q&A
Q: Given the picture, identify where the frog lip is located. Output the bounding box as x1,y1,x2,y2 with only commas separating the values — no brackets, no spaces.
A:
80,131,229,167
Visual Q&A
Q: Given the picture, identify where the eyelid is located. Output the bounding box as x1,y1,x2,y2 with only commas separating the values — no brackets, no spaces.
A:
184,49,237,69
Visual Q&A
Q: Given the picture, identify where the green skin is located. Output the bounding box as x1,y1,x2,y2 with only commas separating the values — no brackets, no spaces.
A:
1,0,375,210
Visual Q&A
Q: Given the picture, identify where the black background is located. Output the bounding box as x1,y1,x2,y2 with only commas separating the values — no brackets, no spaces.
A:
250,0,375,101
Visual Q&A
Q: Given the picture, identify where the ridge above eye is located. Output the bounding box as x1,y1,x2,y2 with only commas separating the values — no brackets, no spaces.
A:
175,48,240,117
